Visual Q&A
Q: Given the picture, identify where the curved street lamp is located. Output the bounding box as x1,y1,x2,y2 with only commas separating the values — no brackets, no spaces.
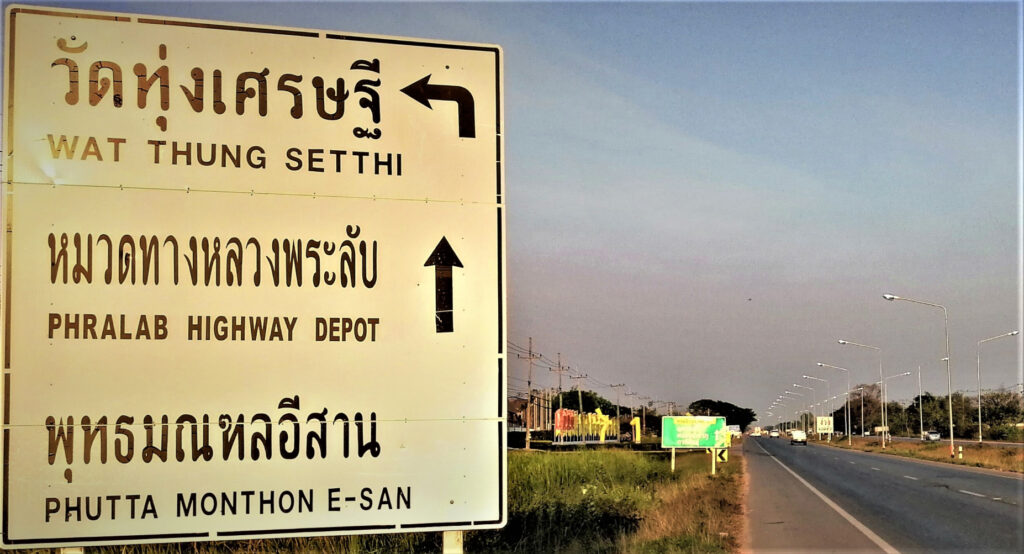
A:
802,375,829,412
839,339,886,448
876,371,912,439
977,331,1019,443
818,362,852,445
884,293,954,457
852,386,865,436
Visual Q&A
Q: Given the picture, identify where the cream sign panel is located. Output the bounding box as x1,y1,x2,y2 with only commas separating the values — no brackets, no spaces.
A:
1,5,506,547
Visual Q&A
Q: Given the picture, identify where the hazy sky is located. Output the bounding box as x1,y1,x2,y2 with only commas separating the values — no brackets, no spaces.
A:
4,0,1021,423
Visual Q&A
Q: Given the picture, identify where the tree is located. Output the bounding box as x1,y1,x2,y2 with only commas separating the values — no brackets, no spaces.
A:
553,390,617,414
687,399,757,432
849,383,881,435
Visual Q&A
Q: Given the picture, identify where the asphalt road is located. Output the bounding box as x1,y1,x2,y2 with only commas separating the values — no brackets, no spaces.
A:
745,436,1024,553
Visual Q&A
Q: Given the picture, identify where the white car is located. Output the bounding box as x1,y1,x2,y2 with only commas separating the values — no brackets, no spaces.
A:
790,429,807,445
922,430,941,441
769,430,780,438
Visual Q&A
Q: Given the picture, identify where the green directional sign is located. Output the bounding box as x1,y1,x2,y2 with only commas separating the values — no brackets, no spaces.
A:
661,416,728,448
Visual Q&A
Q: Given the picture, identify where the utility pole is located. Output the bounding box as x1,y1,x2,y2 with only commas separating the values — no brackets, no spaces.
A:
626,391,638,439
570,373,588,439
516,337,542,450
640,396,650,435
917,366,923,440
549,353,567,412
610,384,625,439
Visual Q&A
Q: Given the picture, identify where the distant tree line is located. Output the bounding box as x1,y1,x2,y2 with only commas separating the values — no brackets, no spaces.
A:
806,385,1024,440
686,399,757,432
548,391,758,434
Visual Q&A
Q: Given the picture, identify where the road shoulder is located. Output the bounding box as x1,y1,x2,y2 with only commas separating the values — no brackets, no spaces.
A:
744,438,885,553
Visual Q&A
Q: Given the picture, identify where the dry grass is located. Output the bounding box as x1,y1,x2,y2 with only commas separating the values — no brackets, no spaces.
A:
618,451,742,553
822,436,1024,473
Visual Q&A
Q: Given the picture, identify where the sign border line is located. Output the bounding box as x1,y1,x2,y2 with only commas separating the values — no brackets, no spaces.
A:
0,6,506,546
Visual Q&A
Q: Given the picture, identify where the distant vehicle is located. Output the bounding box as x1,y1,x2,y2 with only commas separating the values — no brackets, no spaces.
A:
769,430,780,438
790,429,807,445
922,430,941,441
750,430,762,437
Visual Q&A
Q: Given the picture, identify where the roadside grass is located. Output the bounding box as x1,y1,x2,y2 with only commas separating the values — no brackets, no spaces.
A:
77,448,741,553
818,436,1024,473
618,454,742,553
467,448,740,553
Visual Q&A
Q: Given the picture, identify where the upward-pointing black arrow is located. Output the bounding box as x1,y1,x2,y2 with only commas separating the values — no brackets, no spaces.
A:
424,236,464,333
401,74,476,138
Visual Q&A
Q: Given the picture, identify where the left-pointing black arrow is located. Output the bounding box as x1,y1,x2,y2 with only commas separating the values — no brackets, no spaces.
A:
424,236,464,333
401,74,476,138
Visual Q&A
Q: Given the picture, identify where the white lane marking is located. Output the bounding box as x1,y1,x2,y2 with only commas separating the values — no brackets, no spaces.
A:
871,467,881,471
993,497,1002,501
903,476,918,480
753,440,899,554
959,489,986,498
849,461,856,464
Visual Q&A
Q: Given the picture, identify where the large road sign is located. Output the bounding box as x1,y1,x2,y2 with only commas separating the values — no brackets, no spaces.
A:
661,416,727,449
1,5,505,547
817,417,834,434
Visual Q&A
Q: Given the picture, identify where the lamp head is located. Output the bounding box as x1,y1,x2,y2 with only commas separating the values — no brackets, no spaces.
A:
883,294,898,301
816,362,824,367
838,339,848,344
1011,331,1020,336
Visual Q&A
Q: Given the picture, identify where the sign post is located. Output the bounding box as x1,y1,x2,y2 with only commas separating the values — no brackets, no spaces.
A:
2,5,505,548
661,416,728,475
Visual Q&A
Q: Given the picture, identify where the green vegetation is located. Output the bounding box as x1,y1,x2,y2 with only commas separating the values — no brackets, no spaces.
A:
469,449,741,553
85,449,742,553
796,385,1024,441
687,399,757,432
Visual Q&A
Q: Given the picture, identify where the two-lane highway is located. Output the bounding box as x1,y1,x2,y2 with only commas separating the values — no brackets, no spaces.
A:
745,436,1024,553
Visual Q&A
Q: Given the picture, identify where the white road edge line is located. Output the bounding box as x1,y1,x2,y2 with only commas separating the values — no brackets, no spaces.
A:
903,476,918,480
754,440,899,554
871,467,881,471
959,489,986,498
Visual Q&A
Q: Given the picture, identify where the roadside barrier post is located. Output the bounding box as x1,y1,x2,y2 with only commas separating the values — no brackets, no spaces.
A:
671,448,676,472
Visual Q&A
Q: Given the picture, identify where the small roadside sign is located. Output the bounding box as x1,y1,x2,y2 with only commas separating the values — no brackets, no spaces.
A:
661,416,727,449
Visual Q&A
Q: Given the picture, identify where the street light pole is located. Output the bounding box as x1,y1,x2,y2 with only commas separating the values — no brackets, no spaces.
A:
884,293,954,457
917,366,923,440
876,372,912,439
818,363,852,445
838,339,885,448
976,331,1019,443
785,389,808,431
803,375,829,438
855,387,864,437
